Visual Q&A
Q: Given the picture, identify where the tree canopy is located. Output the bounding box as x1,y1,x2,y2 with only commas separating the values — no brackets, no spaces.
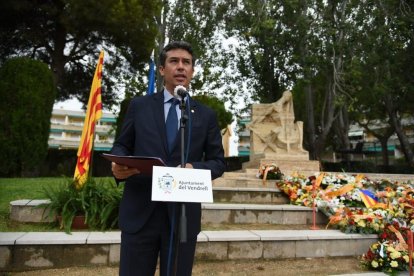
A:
1,0,413,165
0,0,160,108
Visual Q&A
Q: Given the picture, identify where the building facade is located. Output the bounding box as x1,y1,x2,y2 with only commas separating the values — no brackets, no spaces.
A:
237,115,251,157
48,108,116,151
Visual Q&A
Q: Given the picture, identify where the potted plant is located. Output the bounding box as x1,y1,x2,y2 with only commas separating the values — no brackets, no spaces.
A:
41,178,122,233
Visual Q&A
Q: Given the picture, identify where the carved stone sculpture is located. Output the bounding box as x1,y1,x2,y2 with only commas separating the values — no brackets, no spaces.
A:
247,90,308,160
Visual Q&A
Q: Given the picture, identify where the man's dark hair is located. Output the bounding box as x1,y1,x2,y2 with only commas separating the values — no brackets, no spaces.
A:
159,41,195,67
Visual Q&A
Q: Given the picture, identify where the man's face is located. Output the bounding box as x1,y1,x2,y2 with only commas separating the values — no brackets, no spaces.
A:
159,49,194,94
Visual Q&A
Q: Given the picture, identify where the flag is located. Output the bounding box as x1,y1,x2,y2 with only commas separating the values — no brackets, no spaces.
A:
359,189,379,208
147,50,155,95
74,50,104,188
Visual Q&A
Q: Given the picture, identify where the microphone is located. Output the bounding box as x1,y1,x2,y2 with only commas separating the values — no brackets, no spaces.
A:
173,85,188,100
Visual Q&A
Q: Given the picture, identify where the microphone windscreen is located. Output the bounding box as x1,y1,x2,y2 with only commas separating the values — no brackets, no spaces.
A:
173,85,188,99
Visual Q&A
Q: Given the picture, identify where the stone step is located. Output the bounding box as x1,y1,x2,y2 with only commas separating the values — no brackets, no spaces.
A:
213,177,280,188
9,199,52,223
202,223,327,231
222,167,318,179
201,203,328,225
213,187,289,204
10,187,292,223
11,200,322,225
354,172,414,183
0,230,378,271
217,169,414,184
242,159,320,173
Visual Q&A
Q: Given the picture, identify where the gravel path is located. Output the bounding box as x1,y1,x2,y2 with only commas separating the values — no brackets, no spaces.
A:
8,256,372,276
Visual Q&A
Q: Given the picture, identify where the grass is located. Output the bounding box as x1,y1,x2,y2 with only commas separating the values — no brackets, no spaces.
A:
0,177,114,232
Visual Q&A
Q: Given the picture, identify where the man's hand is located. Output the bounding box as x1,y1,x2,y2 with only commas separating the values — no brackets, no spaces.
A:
177,163,193,168
111,162,140,179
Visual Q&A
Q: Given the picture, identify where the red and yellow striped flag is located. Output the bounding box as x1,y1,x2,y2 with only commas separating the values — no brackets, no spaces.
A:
74,50,104,188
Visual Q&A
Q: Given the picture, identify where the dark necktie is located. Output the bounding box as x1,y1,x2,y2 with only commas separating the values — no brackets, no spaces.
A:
166,98,179,153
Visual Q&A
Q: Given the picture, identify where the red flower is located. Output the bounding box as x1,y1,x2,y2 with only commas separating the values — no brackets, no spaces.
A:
366,249,374,260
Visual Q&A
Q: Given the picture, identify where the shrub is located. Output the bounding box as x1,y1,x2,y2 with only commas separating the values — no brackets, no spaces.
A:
0,57,55,176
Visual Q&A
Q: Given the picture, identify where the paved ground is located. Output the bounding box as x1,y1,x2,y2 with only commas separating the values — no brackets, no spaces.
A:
6,257,390,276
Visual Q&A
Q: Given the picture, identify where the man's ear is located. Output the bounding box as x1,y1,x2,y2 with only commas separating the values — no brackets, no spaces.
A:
159,66,165,76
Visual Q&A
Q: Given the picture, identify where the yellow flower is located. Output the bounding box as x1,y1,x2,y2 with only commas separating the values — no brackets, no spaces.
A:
372,244,378,250
357,220,366,228
390,260,398,268
371,260,379,268
390,251,401,259
387,246,395,253
403,255,409,263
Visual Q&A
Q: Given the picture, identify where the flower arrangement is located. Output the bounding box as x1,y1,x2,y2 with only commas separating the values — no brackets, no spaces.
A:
257,163,284,185
277,171,414,273
362,223,413,274
278,173,369,209
327,207,385,234
277,172,414,234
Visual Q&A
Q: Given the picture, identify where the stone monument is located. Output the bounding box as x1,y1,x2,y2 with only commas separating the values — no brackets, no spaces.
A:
243,90,320,174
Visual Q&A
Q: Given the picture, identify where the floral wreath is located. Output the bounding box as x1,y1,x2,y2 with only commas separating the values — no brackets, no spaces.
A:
257,163,284,185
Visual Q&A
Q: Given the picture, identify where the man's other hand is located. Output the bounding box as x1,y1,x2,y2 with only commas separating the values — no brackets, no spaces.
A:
111,162,140,179
177,163,193,168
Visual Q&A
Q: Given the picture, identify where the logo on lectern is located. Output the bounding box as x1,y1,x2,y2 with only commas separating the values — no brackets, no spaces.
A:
158,173,176,194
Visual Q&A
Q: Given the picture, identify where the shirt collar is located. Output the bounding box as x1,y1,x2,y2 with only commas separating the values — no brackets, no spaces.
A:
163,89,174,103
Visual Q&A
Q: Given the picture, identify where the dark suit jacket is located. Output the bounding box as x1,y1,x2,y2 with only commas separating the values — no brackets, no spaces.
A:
111,92,226,239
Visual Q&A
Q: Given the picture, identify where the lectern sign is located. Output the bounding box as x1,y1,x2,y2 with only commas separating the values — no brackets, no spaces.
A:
151,166,213,203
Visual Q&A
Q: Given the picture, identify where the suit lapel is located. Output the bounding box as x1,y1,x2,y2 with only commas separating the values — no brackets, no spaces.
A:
182,98,198,152
152,92,169,154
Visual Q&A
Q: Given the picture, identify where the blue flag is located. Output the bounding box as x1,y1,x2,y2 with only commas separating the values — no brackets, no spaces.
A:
147,53,155,95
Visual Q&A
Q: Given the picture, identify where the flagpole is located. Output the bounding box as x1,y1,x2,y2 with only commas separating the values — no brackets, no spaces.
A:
88,130,96,181
147,49,155,95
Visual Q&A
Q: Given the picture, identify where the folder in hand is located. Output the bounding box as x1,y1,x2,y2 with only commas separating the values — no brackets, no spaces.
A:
102,153,165,176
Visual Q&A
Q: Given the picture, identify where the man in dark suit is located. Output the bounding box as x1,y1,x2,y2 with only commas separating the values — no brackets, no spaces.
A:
111,41,225,275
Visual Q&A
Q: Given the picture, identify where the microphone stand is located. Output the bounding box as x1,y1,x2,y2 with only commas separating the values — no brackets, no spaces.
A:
178,97,188,243
172,96,188,276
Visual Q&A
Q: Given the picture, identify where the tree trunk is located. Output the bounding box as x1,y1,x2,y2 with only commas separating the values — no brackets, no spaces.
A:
49,21,68,98
314,75,337,160
304,83,316,160
378,137,389,168
333,106,351,164
389,112,414,167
